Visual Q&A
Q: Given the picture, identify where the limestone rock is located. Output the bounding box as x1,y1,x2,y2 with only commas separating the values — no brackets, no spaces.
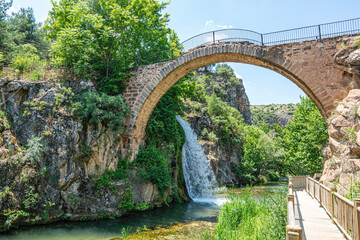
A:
347,49,360,66
0,79,170,232
321,88,360,194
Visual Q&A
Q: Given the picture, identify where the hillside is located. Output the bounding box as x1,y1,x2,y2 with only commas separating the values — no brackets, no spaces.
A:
251,103,296,126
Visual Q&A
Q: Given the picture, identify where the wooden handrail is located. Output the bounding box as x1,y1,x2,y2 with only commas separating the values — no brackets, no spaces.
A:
286,176,303,240
305,176,360,240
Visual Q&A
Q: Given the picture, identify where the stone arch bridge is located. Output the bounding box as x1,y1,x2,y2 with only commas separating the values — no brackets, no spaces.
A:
122,30,360,156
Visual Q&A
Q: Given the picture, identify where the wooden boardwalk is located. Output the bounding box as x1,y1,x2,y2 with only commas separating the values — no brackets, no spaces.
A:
294,190,346,240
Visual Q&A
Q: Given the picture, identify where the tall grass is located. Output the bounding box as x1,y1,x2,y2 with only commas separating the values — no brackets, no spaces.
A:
213,187,287,240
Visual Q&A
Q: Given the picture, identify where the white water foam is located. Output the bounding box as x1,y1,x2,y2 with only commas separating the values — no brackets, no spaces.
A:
176,116,227,206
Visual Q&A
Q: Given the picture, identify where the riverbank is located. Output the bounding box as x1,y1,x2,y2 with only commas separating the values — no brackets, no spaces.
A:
111,221,216,240
114,184,287,240
0,182,287,240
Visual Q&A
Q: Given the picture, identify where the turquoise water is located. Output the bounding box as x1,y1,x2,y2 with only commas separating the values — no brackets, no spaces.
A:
1,181,287,240
1,201,221,240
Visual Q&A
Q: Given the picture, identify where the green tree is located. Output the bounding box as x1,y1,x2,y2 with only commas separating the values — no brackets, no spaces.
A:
7,7,50,58
0,0,12,57
44,0,179,94
276,97,328,175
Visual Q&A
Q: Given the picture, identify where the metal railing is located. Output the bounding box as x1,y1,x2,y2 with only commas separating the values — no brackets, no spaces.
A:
136,17,360,66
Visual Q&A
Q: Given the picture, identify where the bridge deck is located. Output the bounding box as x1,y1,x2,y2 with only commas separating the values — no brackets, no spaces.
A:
294,190,346,240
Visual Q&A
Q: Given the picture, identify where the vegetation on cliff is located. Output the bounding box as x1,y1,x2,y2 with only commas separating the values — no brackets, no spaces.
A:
181,64,328,185
0,0,184,231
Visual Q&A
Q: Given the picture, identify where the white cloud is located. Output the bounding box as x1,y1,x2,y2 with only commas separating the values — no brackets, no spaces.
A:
205,20,214,27
205,20,233,30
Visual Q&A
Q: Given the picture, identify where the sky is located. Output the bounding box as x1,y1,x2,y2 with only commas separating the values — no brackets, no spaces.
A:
7,0,360,105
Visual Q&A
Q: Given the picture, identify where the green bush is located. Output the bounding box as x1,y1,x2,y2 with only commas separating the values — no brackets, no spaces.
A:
72,92,130,134
135,145,172,196
21,136,44,165
10,44,40,74
267,171,280,182
11,54,39,73
92,157,131,192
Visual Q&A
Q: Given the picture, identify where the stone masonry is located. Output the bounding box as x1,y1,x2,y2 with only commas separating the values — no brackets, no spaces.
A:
122,35,360,157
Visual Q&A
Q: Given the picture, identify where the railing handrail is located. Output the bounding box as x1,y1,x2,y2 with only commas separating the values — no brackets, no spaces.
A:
305,176,360,240
286,176,303,240
136,17,360,66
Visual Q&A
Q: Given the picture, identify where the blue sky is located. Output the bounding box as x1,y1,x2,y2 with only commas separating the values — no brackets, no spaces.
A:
8,0,360,105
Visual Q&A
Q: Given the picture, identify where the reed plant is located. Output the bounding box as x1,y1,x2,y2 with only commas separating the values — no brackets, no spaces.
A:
213,187,287,240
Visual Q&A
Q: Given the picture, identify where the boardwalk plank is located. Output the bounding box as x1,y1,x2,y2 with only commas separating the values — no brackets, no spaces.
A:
294,190,347,240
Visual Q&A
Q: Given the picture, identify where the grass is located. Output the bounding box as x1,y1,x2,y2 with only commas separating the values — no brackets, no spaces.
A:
213,187,287,240
115,187,287,240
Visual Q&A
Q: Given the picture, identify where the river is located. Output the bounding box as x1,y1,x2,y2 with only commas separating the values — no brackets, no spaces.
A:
1,181,286,240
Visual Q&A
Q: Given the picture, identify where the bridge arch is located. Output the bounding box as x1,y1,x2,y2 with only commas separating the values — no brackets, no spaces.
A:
123,38,353,155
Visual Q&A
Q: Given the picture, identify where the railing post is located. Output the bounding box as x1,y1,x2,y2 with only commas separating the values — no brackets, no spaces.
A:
330,186,335,223
261,34,264,46
354,199,360,240
171,49,174,60
319,183,322,205
312,179,315,199
318,25,322,39
286,225,303,240
288,193,295,214
213,31,215,44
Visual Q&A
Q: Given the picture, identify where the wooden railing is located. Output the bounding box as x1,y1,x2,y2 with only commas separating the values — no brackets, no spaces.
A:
305,176,360,240
286,176,303,240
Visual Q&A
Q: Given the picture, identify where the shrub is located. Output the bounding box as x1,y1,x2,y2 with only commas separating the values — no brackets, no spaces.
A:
10,44,40,74
267,171,280,182
72,92,130,134
21,136,44,165
11,54,40,73
135,145,172,196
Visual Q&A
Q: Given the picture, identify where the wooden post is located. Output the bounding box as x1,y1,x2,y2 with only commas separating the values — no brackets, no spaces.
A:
319,184,322,205
330,186,335,223
288,193,295,215
286,225,303,240
354,198,360,240
312,179,315,199
289,182,294,193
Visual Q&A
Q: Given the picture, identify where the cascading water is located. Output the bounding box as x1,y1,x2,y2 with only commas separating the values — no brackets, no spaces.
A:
176,116,218,203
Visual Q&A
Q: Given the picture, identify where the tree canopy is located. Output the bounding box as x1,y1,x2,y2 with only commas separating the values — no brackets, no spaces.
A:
44,0,179,94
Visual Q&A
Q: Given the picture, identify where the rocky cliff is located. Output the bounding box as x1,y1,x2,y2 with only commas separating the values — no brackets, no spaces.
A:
185,66,251,186
251,104,296,126
0,79,174,231
320,37,360,194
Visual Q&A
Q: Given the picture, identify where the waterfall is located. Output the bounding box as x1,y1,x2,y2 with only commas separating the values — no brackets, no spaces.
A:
176,116,218,202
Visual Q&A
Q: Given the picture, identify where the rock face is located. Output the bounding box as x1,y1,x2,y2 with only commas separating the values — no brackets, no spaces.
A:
320,39,360,194
186,115,242,186
320,89,360,194
195,70,252,124
0,79,167,231
251,104,296,126
184,69,251,186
